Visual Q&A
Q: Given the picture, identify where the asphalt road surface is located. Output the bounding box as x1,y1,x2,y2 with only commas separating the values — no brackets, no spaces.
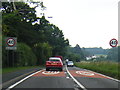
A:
4,66,120,90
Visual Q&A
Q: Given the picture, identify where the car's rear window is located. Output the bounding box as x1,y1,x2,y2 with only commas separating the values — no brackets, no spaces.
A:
49,59,60,61
68,61,73,63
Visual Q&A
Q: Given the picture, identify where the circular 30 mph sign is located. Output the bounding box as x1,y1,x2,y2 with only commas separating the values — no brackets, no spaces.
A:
109,38,118,47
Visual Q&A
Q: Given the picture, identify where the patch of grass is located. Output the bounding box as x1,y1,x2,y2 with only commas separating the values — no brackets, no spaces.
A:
2,65,45,74
75,61,120,80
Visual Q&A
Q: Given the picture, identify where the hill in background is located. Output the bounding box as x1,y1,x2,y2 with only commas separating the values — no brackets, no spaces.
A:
82,47,108,56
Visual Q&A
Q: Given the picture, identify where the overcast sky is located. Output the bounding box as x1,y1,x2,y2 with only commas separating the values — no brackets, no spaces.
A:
35,0,119,49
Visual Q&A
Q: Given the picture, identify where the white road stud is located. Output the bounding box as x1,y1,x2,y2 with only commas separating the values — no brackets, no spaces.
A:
42,71,60,75
76,71,94,76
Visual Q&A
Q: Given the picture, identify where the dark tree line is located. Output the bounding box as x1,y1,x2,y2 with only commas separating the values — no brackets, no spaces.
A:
2,2,69,67
107,46,119,62
66,44,85,62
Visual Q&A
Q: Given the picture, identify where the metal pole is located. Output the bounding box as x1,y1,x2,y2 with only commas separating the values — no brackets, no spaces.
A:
7,50,9,67
11,0,16,11
13,50,14,67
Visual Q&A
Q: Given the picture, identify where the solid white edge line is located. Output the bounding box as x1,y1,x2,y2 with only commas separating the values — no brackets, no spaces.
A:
82,68,120,82
66,66,87,90
95,72,120,82
6,70,43,90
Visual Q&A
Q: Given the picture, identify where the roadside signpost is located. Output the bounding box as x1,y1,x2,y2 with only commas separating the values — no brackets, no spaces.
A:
5,37,17,67
109,38,118,47
6,37,17,50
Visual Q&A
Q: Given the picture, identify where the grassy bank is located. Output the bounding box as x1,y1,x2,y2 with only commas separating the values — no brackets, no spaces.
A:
75,61,120,80
2,66,44,74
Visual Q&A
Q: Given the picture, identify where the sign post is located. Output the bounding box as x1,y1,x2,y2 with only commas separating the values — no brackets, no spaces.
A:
5,37,17,67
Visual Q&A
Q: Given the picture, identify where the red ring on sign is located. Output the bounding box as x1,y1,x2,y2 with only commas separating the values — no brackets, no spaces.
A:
109,38,118,47
6,38,16,47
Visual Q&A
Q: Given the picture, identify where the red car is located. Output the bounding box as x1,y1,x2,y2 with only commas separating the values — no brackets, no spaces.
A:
46,57,63,71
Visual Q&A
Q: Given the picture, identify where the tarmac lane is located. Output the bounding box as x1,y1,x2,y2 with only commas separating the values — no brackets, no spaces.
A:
4,66,120,90
9,69,76,89
67,66,119,90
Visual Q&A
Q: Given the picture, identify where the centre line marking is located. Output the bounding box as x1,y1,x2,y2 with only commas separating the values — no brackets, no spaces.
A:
66,66,87,90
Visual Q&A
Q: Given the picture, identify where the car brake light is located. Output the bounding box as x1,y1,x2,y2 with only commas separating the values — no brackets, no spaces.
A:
48,62,50,64
57,62,61,65
46,61,51,64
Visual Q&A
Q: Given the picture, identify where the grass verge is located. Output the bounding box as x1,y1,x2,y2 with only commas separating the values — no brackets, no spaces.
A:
75,61,120,80
2,65,45,74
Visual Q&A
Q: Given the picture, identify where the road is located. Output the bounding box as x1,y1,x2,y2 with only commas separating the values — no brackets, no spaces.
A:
4,66,119,90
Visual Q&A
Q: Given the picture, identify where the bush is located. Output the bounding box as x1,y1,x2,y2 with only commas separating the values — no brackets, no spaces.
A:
17,43,37,66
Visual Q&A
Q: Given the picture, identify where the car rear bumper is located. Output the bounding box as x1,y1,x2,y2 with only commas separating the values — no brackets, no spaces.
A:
67,65,74,67
46,66,63,69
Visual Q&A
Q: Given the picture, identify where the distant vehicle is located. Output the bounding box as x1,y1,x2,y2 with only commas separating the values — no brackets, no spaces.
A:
46,57,63,71
67,61,74,67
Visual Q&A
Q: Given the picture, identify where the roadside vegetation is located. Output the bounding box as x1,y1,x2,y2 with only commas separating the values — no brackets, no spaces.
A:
2,2,69,68
1,1,119,78
2,66,44,74
75,61,120,80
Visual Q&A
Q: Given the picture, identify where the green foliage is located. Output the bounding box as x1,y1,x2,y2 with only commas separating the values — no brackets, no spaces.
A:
67,53,80,62
107,47,118,62
118,46,120,62
33,42,52,65
2,2,69,67
75,61,119,80
66,44,85,62
17,43,37,66
73,44,85,59
83,47,108,55
3,66,42,74
2,35,9,67
82,47,91,57
2,36,37,67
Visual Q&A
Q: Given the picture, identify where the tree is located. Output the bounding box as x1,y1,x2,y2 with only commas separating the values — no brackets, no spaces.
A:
33,42,52,65
17,43,37,66
73,44,85,59
107,47,118,62
2,2,69,67
118,46,120,62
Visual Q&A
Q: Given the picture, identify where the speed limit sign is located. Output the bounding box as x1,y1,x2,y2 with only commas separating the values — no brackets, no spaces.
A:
109,38,118,47
6,37,17,50
6,38,16,47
